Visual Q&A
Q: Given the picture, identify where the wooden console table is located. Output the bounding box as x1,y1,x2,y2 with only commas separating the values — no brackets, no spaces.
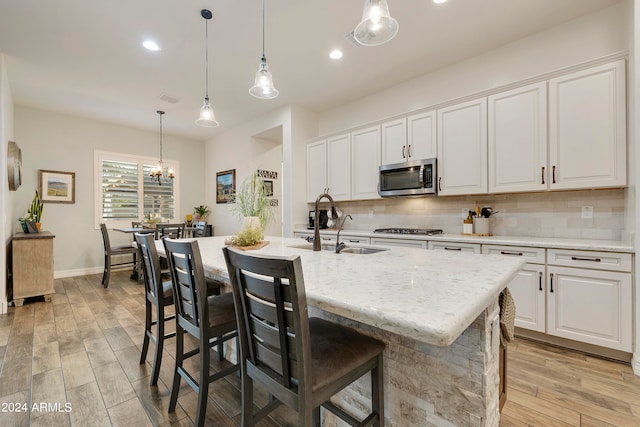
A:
11,231,55,306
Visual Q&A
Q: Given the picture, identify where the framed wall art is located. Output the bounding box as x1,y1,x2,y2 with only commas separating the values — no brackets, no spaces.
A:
39,169,75,204
216,169,235,204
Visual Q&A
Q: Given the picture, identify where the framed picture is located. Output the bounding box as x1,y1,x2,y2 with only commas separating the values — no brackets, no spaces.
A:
216,169,235,204
38,169,75,204
263,180,274,197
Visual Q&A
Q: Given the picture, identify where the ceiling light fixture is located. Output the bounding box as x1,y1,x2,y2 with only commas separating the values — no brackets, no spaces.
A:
433,0,448,3
249,0,279,99
150,110,175,185
329,49,343,60
353,0,399,46
142,40,160,51
195,9,219,127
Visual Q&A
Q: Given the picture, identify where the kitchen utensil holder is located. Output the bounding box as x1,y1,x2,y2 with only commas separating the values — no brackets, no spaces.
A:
474,217,490,235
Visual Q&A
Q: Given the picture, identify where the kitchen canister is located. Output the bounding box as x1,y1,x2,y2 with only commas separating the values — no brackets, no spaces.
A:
474,217,490,235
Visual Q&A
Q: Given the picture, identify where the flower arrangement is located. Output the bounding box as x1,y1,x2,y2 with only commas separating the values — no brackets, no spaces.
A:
193,205,210,221
227,171,274,247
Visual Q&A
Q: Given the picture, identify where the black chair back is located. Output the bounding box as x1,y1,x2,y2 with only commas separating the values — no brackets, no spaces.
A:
135,233,163,303
157,223,185,239
223,247,310,399
163,239,207,339
100,223,111,253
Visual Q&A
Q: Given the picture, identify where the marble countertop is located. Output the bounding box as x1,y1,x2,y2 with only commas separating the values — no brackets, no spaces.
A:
157,236,525,347
294,229,634,252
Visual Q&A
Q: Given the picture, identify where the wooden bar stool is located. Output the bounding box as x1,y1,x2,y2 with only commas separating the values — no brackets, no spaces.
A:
223,247,385,427
163,239,239,427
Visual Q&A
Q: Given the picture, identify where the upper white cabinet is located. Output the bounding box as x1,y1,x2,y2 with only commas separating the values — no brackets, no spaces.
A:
437,98,487,195
306,140,328,203
327,133,351,201
381,111,436,165
548,59,626,190
488,82,548,193
351,125,381,200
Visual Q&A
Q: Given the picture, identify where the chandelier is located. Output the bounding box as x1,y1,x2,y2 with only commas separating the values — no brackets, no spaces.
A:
150,110,175,185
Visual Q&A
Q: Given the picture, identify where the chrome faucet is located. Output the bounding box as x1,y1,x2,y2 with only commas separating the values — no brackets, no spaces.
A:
313,189,338,251
335,214,353,253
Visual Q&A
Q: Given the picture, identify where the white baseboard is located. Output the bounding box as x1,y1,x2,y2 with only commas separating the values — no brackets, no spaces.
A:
0,301,7,314
632,353,640,376
54,266,103,279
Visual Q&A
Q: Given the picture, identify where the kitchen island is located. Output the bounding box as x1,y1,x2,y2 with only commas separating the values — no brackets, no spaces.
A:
157,236,525,426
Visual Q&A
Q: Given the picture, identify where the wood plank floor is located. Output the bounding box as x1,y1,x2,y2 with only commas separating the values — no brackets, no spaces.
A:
0,271,638,426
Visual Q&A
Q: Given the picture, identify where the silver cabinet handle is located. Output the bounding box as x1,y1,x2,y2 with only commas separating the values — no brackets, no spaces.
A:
402,146,406,159
408,144,412,158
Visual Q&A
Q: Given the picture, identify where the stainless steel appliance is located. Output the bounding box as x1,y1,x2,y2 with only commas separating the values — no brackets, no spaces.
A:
308,210,329,229
378,158,436,197
374,228,443,235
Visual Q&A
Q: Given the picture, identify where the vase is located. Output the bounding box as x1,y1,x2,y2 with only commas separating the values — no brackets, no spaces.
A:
241,216,263,240
36,222,41,232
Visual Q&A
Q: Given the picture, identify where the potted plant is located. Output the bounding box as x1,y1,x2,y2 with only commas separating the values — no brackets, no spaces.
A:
228,171,274,246
193,205,210,222
19,190,43,232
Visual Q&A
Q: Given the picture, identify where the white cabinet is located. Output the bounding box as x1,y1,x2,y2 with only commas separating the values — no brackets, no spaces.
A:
548,59,626,190
306,140,328,202
483,245,546,333
327,133,351,201
437,99,487,195
371,237,427,249
351,125,381,200
339,234,371,245
546,249,632,352
428,241,481,253
488,82,547,193
381,111,436,165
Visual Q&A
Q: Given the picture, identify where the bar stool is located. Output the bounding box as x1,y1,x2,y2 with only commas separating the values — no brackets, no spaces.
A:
100,223,137,288
163,239,239,427
223,247,385,427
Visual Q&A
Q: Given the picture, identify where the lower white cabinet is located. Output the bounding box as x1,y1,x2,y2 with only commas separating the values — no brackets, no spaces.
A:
547,264,632,352
483,245,546,332
428,241,481,253
371,237,427,249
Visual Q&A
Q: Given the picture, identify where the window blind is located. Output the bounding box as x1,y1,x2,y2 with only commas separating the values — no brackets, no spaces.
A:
101,159,139,221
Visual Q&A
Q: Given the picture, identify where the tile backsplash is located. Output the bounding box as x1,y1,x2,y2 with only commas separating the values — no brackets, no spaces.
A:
318,188,628,241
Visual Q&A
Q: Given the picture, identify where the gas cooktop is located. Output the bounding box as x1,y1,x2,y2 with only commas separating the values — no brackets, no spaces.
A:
373,228,443,235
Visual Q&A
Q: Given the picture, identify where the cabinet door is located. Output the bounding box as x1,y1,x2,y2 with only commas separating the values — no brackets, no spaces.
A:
306,140,328,202
428,241,481,253
488,82,547,193
407,110,436,160
507,264,546,333
351,126,381,200
549,60,626,190
381,118,407,164
547,266,632,352
327,134,351,201
437,99,487,195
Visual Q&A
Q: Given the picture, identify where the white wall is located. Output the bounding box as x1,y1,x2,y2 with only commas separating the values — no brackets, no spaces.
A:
205,105,317,237
631,0,640,375
13,107,206,276
0,54,15,313
319,3,629,135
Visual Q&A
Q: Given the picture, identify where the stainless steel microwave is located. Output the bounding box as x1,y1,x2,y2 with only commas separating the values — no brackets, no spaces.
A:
378,158,437,197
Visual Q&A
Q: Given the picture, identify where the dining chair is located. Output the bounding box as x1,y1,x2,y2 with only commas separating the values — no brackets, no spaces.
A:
135,232,175,386
155,223,185,240
163,239,239,427
100,223,138,288
222,247,386,427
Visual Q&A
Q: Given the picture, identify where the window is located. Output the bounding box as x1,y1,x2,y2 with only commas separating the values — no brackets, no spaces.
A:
95,151,179,228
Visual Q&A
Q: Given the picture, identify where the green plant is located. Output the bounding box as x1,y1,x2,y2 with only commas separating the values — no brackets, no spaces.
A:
230,226,264,247
193,205,210,220
229,171,274,229
29,190,44,223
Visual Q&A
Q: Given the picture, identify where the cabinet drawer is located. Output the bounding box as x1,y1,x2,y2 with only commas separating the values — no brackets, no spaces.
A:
547,249,632,272
340,234,370,245
371,237,427,249
482,245,545,264
428,241,481,253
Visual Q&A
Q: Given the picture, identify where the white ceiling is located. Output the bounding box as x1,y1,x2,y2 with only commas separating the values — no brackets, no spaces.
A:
0,0,621,141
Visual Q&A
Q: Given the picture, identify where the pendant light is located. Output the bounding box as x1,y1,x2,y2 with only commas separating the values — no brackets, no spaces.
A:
195,9,219,127
249,0,279,99
354,0,399,46
150,110,175,185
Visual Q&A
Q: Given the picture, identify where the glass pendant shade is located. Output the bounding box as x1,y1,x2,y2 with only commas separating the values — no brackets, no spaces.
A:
249,59,279,99
354,0,399,46
195,96,219,127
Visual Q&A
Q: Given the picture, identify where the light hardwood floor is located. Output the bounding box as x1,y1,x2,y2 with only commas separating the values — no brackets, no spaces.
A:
0,271,638,426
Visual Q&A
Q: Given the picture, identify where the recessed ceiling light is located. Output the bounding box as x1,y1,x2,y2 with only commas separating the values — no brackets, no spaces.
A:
433,0,447,3
329,49,343,60
142,40,160,51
